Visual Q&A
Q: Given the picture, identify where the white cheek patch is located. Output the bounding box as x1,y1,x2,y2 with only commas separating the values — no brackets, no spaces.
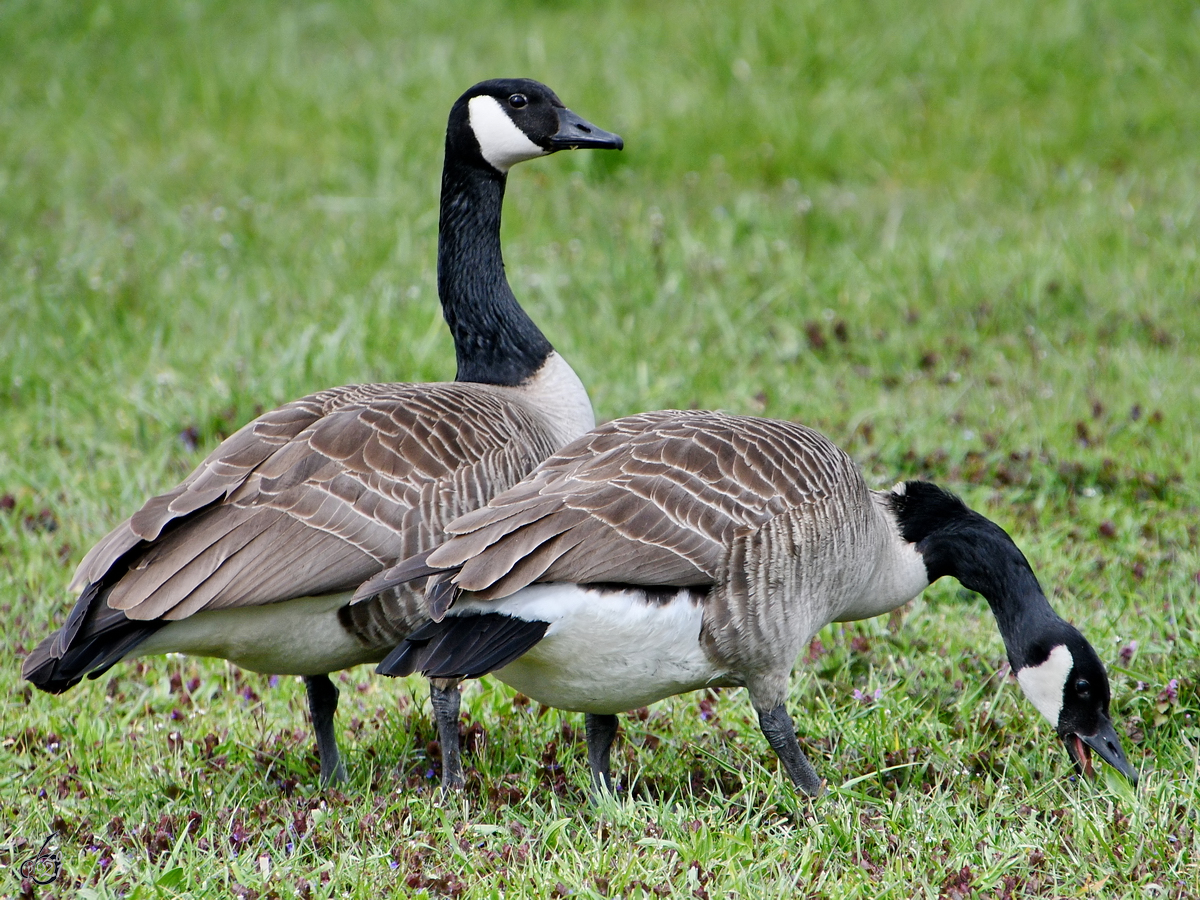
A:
468,95,547,172
1016,644,1073,727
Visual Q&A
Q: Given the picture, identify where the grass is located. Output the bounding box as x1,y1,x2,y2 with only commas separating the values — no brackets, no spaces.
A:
2,0,1199,896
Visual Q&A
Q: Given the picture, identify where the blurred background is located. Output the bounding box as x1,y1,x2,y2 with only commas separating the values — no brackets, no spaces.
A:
4,1,1197,453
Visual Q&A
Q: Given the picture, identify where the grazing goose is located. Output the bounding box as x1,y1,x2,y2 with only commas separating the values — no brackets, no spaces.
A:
362,409,1139,797
22,78,623,786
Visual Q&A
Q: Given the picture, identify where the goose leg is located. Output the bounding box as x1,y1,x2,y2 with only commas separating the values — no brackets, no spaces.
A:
758,705,823,796
305,674,347,786
430,678,465,790
585,712,619,795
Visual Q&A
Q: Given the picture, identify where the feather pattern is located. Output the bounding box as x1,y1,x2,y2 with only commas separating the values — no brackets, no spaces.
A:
428,410,863,596
411,410,922,709
72,383,560,624
20,379,570,692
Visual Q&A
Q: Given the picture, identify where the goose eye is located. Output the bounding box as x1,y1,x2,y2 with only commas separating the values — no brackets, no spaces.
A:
1074,678,1090,696
508,93,529,109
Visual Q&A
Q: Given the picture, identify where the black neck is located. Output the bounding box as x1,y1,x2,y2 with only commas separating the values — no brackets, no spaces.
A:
892,482,1063,670
437,161,553,386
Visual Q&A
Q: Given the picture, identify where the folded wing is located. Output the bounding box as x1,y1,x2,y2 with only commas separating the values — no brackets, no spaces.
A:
59,382,559,623
423,410,858,600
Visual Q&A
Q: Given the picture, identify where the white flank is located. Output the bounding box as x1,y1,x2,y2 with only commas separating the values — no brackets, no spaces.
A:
506,351,595,449
468,95,547,173
452,584,730,714
136,592,375,676
1016,644,1073,726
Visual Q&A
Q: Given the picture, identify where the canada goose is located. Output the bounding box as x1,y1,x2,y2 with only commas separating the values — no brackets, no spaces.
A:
362,409,1139,797
22,79,623,786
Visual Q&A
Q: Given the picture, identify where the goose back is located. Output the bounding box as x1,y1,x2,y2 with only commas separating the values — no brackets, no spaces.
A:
77,383,562,619
416,410,922,698
429,410,863,589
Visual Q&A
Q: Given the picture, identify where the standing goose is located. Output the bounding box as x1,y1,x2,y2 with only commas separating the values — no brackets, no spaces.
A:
22,79,623,786
363,410,1139,797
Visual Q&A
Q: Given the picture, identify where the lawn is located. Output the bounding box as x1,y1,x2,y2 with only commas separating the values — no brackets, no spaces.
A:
2,0,1199,896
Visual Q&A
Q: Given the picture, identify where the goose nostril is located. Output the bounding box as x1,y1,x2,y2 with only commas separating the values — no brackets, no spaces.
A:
578,125,592,133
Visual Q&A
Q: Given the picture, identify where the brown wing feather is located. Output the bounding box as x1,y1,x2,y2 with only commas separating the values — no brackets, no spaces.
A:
433,410,859,599
106,507,276,616
69,383,559,622
452,510,589,592
71,395,327,590
476,529,589,600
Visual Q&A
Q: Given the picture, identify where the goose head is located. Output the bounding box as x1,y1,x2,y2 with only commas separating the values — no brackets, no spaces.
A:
1013,622,1139,785
890,480,1139,785
447,78,623,175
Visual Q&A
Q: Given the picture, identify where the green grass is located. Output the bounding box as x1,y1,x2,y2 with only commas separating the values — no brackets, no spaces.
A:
3,0,1199,896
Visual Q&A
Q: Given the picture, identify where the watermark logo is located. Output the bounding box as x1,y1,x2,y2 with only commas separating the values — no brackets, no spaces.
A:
19,834,62,886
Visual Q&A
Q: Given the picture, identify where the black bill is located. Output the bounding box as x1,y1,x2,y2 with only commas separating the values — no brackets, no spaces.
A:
550,108,624,151
1065,716,1139,785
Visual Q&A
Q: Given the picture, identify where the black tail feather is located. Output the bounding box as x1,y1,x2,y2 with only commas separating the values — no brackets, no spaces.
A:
377,613,548,680
22,582,163,693
21,633,83,694
59,581,101,649
427,578,460,621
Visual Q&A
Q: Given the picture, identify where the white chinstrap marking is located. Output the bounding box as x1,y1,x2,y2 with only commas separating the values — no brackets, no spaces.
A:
136,592,377,675
451,584,730,715
468,95,547,173
1016,643,1073,726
